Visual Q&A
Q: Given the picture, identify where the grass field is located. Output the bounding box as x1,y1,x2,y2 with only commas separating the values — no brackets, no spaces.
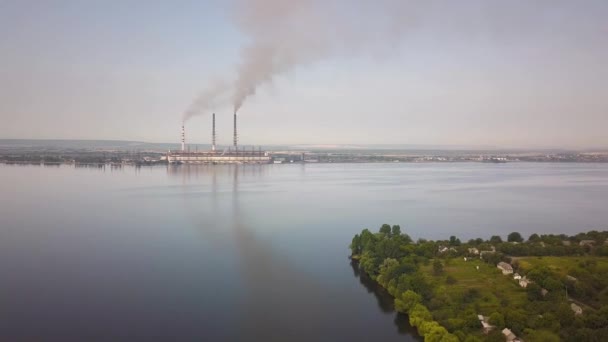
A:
421,258,528,314
516,256,608,277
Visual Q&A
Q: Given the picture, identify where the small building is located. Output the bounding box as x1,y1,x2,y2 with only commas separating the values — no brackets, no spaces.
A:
519,277,531,288
571,303,583,315
438,246,449,253
497,262,514,275
478,315,494,334
480,250,496,259
566,275,578,282
562,240,572,246
541,288,549,297
513,273,522,280
502,328,517,342
468,247,480,255
580,240,596,247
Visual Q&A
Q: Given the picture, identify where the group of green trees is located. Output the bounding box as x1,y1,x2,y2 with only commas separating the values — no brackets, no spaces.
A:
350,225,608,342
352,225,459,341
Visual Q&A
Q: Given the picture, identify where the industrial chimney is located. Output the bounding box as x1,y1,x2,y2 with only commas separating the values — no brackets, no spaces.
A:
212,113,216,151
233,111,238,148
181,123,185,151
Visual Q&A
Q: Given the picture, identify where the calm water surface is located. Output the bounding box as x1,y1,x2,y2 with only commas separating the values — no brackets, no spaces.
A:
1,163,608,341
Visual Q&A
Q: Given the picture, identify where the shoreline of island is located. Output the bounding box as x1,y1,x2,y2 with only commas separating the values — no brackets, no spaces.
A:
349,225,608,341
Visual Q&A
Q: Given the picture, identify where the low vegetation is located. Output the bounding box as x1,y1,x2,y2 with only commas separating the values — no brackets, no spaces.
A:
350,225,608,341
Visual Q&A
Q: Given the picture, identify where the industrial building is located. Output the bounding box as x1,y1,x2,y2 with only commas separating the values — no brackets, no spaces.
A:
167,113,271,164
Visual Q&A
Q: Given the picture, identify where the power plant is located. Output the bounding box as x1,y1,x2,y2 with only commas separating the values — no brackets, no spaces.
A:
167,113,271,164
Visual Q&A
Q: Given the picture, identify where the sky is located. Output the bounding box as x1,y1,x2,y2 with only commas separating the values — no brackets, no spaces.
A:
1,0,607,149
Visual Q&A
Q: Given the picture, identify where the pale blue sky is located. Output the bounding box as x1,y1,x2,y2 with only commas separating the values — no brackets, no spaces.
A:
1,0,607,148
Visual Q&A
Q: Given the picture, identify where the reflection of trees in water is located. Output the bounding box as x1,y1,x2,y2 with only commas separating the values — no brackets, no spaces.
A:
349,260,422,340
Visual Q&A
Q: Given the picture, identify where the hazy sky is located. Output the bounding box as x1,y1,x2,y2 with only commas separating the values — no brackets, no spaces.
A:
1,0,607,148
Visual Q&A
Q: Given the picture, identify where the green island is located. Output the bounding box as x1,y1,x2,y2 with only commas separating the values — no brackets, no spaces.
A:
350,225,608,342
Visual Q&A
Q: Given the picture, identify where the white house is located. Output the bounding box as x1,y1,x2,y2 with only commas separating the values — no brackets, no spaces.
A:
519,277,531,288
497,262,514,275
513,273,522,280
478,315,494,334
502,328,517,342
571,303,583,315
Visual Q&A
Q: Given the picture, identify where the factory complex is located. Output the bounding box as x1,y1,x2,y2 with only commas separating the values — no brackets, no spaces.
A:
166,113,271,164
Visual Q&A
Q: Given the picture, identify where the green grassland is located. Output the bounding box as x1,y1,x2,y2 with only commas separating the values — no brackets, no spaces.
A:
421,257,528,315
516,255,608,309
517,256,608,277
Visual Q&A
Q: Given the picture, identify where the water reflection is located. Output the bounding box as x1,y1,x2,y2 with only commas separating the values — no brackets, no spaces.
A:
165,164,422,340
5,163,606,341
349,260,422,339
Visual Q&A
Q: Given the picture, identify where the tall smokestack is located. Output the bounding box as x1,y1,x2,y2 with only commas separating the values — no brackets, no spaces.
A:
181,123,185,151
212,113,216,151
233,111,238,148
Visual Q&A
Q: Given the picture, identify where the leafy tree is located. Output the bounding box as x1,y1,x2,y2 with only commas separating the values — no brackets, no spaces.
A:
350,234,362,255
391,225,401,236
376,258,400,288
504,309,527,335
401,232,413,244
527,283,543,301
359,250,380,278
489,312,505,329
409,303,433,327
525,329,560,342
485,330,506,342
508,232,524,243
449,235,461,246
528,233,541,242
395,290,422,313
489,235,503,243
379,224,392,236
462,310,480,329
433,259,444,276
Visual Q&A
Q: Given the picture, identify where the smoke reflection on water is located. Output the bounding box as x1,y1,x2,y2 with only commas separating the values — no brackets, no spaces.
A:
168,165,336,340
166,164,419,341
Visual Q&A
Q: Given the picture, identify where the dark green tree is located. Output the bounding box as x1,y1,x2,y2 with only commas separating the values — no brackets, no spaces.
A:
433,259,444,276
490,235,503,243
489,312,505,329
350,234,362,255
391,225,401,236
508,232,524,243
380,224,392,236
449,235,461,246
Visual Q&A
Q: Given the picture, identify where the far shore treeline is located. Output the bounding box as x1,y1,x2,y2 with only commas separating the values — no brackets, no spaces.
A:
350,225,608,342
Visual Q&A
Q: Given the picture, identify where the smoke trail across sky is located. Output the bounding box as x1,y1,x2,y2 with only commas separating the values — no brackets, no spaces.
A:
185,0,412,117
182,79,230,122
230,0,407,113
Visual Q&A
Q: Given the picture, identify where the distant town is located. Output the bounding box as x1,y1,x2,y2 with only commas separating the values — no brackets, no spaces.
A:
1,139,607,166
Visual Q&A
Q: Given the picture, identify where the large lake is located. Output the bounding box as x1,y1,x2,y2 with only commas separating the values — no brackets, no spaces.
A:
1,163,608,341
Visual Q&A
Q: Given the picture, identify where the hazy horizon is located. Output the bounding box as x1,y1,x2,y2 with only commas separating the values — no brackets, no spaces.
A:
1,0,607,149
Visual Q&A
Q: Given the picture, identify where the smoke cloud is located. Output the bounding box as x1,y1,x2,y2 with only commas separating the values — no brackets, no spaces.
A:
231,0,405,113
182,0,411,118
182,79,230,122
